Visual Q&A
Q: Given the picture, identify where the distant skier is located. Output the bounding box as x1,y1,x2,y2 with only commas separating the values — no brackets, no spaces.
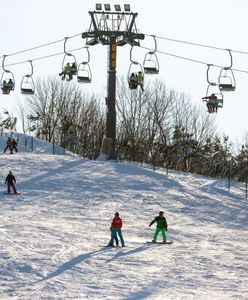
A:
149,211,168,243
5,171,18,194
108,212,125,247
3,137,13,154
11,138,18,153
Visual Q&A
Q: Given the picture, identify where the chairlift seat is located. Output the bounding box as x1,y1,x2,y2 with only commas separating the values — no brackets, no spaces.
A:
21,88,34,95
70,68,77,75
208,98,223,108
144,67,159,74
77,76,91,83
128,81,138,89
216,99,223,108
1,87,10,94
2,82,14,89
219,84,235,92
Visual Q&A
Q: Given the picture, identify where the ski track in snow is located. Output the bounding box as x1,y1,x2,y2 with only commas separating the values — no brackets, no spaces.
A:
0,135,248,299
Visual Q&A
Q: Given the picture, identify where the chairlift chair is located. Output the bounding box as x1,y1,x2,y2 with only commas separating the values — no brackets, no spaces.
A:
218,68,236,92
143,52,159,74
60,37,78,80
202,64,224,112
128,62,144,89
1,71,15,94
77,47,92,83
1,55,15,94
20,76,35,95
77,63,92,83
20,61,35,95
128,46,144,90
143,35,159,74
203,83,224,113
218,49,236,92
61,55,78,75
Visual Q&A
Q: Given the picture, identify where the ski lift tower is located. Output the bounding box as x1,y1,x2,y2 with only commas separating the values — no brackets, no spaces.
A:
82,3,144,159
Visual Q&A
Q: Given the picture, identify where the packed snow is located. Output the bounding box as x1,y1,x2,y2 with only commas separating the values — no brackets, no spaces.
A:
0,133,248,300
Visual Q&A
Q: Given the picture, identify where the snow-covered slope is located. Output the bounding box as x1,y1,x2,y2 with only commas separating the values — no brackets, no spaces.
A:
0,139,248,299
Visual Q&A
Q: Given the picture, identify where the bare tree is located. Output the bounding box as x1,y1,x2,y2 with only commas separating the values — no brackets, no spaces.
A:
25,77,105,158
0,110,17,131
116,77,218,172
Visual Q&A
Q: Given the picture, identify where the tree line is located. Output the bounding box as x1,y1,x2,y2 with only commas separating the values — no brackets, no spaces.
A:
1,76,248,182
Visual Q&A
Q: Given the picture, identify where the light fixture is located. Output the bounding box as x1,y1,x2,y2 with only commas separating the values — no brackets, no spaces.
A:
114,5,121,12
124,4,130,12
96,3,102,10
104,4,111,11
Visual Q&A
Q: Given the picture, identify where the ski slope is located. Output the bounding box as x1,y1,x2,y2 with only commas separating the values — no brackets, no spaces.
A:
0,133,248,299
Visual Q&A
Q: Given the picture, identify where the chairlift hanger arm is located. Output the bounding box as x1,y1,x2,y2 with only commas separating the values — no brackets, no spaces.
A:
83,47,90,64
224,49,233,70
206,64,216,86
64,37,72,56
2,55,9,72
149,35,157,54
26,60,33,77
130,45,138,64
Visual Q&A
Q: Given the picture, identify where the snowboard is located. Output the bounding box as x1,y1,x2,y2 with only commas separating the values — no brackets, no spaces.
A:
146,241,173,245
104,245,126,248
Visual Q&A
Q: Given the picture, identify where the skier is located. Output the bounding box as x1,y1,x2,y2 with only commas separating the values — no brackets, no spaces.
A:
5,171,18,194
149,211,168,243
108,212,125,247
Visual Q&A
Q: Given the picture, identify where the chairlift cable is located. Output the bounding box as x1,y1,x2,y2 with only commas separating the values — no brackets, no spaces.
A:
145,34,248,56
0,32,82,59
1,30,248,75
1,47,86,68
139,45,248,74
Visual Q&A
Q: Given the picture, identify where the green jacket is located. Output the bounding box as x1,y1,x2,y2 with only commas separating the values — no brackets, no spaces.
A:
149,216,168,230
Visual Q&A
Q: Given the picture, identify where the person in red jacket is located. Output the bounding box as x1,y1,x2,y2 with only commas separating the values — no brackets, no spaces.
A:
5,171,17,194
108,212,125,247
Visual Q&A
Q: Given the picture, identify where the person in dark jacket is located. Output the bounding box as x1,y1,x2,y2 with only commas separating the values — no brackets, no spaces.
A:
108,212,125,247
11,138,18,153
4,137,13,154
5,171,17,194
149,211,168,243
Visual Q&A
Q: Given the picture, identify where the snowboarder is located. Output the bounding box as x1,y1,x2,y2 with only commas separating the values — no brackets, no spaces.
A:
149,211,168,243
5,171,18,194
110,226,119,247
108,212,125,247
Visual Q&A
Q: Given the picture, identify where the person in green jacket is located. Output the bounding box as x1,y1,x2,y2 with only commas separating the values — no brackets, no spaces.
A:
149,211,168,243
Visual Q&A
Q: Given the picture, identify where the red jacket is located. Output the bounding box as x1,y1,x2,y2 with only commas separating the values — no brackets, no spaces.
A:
111,216,122,229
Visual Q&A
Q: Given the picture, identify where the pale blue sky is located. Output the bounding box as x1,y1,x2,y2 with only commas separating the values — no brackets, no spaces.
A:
1,0,247,144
